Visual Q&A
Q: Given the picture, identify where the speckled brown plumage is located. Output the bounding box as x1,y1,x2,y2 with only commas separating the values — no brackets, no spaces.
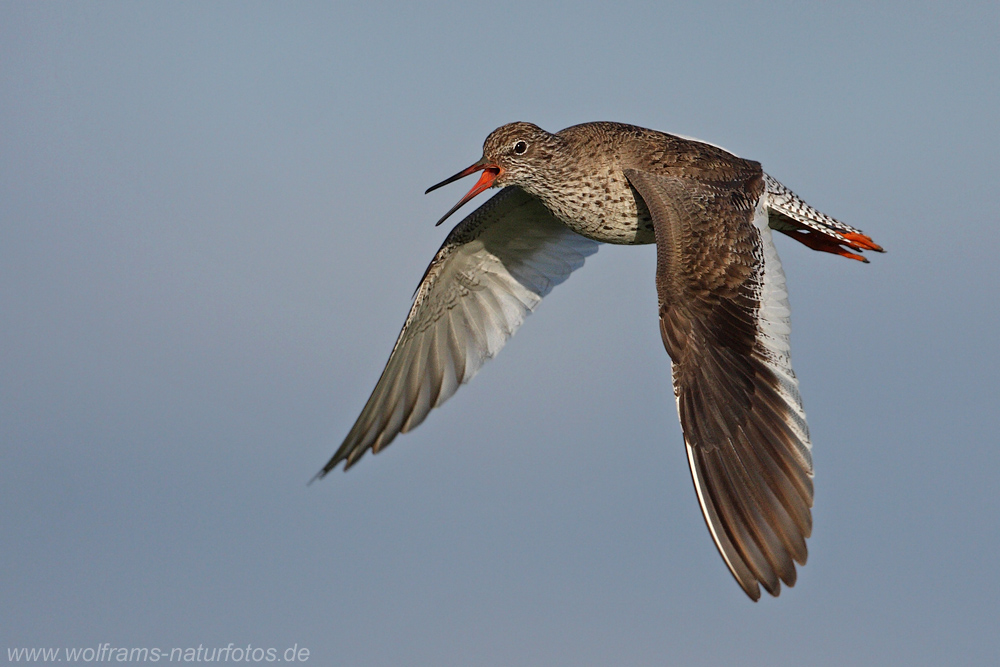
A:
318,121,883,601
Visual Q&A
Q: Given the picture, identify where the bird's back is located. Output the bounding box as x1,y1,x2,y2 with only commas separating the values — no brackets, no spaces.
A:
534,122,763,245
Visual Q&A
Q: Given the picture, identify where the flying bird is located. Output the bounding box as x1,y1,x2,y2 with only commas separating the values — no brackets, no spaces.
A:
316,122,883,600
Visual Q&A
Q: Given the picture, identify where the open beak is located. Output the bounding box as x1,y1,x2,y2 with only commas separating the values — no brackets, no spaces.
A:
425,158,502,226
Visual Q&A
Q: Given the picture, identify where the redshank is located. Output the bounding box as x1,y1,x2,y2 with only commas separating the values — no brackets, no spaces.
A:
316,122,883,601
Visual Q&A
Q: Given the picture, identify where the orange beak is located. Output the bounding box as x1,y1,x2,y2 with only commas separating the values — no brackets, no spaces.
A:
425,158,502,226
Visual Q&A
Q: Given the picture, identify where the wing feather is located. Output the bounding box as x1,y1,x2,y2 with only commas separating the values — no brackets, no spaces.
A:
317,187,599,476
625,167,814,601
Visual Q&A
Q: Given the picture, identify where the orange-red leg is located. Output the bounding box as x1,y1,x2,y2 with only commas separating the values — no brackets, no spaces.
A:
777,228,876,262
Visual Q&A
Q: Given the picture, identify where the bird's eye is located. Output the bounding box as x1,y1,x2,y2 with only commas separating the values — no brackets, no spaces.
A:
513,140,528,155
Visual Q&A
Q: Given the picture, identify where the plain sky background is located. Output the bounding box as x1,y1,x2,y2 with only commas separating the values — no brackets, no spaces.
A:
3,2,998,665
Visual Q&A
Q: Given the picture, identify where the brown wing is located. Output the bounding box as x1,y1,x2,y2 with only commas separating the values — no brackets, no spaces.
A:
316,187,600,478
624,168,814,601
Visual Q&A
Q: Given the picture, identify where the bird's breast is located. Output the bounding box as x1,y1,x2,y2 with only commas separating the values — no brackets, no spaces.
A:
531,167,657,246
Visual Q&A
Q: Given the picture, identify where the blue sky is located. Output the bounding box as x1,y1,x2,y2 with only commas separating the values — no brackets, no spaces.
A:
2,2,998,665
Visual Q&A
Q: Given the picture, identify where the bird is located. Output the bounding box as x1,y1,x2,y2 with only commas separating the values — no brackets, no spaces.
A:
315,121,883,601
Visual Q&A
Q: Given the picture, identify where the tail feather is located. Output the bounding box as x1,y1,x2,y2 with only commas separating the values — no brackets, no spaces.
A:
764,174,884,262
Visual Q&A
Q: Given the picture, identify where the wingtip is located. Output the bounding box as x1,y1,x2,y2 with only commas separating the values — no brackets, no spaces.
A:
308,455,350,485
739,578,763,602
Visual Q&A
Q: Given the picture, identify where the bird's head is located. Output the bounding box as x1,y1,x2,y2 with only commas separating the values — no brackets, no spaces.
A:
426,122,563,226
